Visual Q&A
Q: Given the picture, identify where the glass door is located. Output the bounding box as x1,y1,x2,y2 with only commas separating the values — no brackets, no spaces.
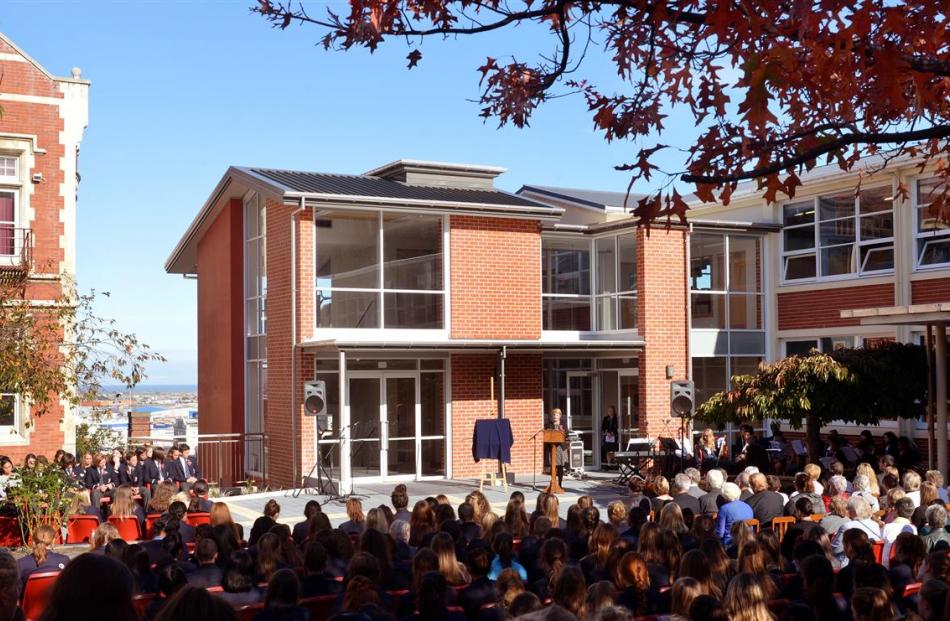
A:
566,372,595,468
348,376,382,478
385,375,418,477
619,371,639,449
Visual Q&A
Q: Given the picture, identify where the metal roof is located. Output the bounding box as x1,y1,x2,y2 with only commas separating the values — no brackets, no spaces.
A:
519,185,647,210
247,167,546,208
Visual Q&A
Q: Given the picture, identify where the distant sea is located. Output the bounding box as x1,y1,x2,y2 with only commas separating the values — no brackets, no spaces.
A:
101,384,197,394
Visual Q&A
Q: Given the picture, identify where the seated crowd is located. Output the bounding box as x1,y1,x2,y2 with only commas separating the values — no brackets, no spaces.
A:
3,431,950,621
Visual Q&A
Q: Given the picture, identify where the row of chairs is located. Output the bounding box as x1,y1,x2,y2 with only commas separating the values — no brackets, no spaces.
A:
64,512,212,545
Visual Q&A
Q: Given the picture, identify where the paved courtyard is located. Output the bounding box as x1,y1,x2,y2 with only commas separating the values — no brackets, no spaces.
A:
219,471,630,530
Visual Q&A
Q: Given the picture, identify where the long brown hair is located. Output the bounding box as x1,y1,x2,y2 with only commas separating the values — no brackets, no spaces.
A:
147,481,177,513
504,500,529,539
587,523,616,568
551,566,586,620
724,572,774,621
409,500,435,546
431,532,469,586
111,486,136,519
345,498,364,523
613,552,650,616
679,549,721,598
32,524,56,565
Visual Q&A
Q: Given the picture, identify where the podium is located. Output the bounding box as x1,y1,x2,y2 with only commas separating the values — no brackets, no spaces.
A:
543,428,567,494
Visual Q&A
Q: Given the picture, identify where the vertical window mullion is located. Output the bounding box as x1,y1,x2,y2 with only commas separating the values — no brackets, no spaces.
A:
378,212,384,327
589,238,596,330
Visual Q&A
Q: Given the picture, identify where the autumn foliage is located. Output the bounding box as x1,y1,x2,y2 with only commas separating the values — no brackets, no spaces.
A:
255,0,950,224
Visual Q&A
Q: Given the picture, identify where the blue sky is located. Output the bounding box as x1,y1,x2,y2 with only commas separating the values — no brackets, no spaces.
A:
5,1,698,385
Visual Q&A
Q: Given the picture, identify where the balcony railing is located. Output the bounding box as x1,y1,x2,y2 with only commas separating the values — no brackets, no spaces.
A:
128,432,268,490
0,227,32,274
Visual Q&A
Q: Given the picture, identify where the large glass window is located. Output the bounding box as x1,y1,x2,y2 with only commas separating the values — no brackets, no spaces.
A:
0,394,16,429
315,211,444,329
542,233,636,331
244,193,267,474
691,231,765,408
0,192,14,257
916,177,950,267
782,186,894,281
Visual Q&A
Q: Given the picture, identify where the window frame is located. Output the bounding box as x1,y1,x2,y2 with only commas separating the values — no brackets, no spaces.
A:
0,393,19,433
914,176,950,270
0,156,18,182
313,210,446,331
541,231,637,333
780,184,895,283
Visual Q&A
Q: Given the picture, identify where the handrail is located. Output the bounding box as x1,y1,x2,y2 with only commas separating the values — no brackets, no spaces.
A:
0,227,32,272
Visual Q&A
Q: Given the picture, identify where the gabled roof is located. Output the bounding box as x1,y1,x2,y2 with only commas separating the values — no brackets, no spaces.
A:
518,185,645,211
0,32,90,84
243,167,544,208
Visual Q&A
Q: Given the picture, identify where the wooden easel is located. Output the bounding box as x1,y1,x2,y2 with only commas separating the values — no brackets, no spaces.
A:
477,377,510,494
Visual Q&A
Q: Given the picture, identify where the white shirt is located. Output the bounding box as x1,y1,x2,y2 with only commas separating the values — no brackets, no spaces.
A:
906,490,921,507
852,490,880,513
180,457,188,476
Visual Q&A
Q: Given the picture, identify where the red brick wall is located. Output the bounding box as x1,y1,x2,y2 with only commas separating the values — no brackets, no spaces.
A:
636,227,689,441
450,354,543,478
449,216,541,339
0,40,73,459
265,201,316,488
912,277,950,305
777,283,894,330
196,199,244,436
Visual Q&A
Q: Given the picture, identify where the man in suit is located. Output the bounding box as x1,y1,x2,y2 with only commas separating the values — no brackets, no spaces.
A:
85,455,115,506
699,469,725,515
179,444,201,483
164,447,185,485
118,452,152,509
745,473,785,528
142,447,167,487
186,538,223,587
684,468,705,499
190,479,214,514
671,473,701,521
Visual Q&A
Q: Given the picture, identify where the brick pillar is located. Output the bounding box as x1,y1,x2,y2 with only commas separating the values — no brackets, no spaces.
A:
129,412,151,441
636,226,690,443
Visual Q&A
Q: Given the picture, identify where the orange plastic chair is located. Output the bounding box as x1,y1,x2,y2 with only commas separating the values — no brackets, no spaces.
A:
807,514,823,522
0,516,22,547
22,570,59,621
772,516,796,542
872,540,885,564
301,595,337,621
65,515,100,544
744,518,760,533
132,593,155,619
107,516,141,542
187,512,211,526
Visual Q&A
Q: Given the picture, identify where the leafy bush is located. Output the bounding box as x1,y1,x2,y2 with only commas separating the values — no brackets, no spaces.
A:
6,463,75,543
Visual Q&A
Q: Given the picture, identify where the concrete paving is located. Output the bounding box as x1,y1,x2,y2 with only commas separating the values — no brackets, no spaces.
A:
218,471,630,530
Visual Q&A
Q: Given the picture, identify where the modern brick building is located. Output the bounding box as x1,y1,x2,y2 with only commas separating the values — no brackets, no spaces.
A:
0,33,89,458
167,154,948,490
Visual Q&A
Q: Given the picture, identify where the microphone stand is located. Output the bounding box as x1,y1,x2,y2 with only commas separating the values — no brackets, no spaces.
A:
528,427,546,492
335,421,371,503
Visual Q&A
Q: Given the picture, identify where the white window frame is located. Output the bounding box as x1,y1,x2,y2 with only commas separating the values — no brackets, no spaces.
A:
0,156,17,182
0,393,19,434
541,231,638,334
0,190,18,259
313,210,447,333
914,176,950,270
780,184,895,283
243,192,267,477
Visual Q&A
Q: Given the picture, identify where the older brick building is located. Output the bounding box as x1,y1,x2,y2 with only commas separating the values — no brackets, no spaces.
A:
0,33,89,458
168,153,949,490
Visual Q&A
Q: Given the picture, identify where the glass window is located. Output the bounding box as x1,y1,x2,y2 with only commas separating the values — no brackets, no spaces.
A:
692,357,728,406
784,187,893,280
0,192,15,257
785,340,818,356
315,211,444,329
618,234,636,292
383,214,442,290
917,177,950,267
690,234,725,291
0,157,16,179
542,297,591,331
0,394,15,427
691,293,726,329
729,237,761,292
595,237,616,294
315,211,379,289
542,238,590,295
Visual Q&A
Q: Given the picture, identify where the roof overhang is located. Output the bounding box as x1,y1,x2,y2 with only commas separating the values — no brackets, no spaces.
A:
299,337,645,353
840,303,950,327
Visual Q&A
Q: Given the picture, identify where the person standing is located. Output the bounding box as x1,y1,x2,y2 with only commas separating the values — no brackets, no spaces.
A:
601,406,620,467
547,408,569,488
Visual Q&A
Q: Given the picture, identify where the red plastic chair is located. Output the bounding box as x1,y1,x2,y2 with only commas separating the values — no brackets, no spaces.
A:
22,570,59,621
132,593,155,619
302,594,338,621
187,512,211,526
903,582,923,598
235,602,265,621
107,516,141,542
145,514,161,538
65,515,100,544
872,540,885,564
0,516,22,547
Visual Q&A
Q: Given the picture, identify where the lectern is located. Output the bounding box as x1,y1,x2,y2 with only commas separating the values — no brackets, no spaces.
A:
543,428,567,494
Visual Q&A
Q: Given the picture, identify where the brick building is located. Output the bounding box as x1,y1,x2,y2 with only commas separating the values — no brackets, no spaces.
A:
167,154,949,490
0,34,89,458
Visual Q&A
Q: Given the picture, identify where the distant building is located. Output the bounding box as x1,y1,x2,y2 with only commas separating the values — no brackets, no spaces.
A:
0,33,89,459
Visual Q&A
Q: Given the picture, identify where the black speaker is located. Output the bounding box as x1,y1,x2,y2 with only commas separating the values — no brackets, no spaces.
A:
670,380,695,418
304,380,327,416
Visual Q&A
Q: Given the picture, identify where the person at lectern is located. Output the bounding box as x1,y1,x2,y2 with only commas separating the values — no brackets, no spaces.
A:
547,408,569,488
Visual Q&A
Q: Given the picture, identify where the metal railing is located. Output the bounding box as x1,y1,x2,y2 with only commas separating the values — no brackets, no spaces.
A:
0,227,32,273
128,432,267,489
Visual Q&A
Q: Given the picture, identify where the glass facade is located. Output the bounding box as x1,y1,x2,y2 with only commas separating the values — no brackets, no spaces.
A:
690,231,765,410
916,177,950,267
542,233,636,331
244,193,267,474
315,211,443,329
